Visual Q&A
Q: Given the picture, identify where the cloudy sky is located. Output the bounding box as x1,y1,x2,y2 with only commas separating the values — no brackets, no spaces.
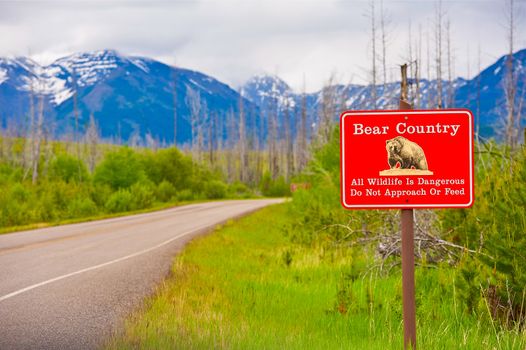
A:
0,0,524,92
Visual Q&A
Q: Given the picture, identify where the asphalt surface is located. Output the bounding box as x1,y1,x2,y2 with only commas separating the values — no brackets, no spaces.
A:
0,199,283,350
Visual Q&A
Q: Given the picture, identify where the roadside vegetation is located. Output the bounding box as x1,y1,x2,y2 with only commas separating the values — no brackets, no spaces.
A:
107,127,526,349
0,137,290,232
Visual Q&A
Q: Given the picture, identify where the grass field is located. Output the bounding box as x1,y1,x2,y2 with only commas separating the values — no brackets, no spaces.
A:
106,203,526,349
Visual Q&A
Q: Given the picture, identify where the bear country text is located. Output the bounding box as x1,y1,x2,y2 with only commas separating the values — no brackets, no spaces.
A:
352,122,461,137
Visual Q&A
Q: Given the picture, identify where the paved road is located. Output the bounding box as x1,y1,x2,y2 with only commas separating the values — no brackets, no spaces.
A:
0,199,283,350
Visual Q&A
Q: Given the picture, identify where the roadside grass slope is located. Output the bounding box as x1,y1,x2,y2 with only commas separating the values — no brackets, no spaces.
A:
106,203,525,349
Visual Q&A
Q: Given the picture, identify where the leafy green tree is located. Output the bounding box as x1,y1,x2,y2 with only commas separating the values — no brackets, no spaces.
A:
204,180,227,199
94,148,145,189
105,189,134,213
142,148,192,190
49,154,88,183
156,180,177,202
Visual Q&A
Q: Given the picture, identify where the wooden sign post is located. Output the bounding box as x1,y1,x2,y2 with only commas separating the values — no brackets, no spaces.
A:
340,64,474,350
399,64,416,350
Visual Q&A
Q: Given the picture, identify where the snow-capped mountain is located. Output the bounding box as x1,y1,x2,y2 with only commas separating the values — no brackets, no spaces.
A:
1,48,525,145
241,75,296,110
0,50,257,145
242,49,526,140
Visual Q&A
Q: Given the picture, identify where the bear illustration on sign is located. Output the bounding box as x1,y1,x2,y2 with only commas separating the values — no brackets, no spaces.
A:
380,136,433,176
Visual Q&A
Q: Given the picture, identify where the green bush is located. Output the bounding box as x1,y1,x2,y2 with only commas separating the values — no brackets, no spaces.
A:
94,148,145,189
260,172,290,197
90,184,113,208
156,180,177,202
9,182,31,202
1,201,25,227
142,148,193,190
129,181,155,210
204,180,227,199
177,189,194,201
49,154,89,183
228,181,252,198
105,189,134,213
67,197,98,218
33,189,58,222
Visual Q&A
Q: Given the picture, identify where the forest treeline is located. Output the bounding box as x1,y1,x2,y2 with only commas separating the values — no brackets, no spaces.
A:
0,134,294,230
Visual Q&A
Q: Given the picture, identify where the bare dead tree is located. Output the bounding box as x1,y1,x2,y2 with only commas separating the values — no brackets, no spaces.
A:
435,0,444,109
504,0,518,149
426,25,432,108
32,94,44,184
22,80,36,180
238,95,248,182
284,100,294,181
145,132,157,151
42,115,55,178
4,120,16,165
317,76,337,145
85,113,99,173
171,67,178,146
128,126,141,149
186,86,202,161
379,0,390,91
267,102,279,179
254,109,263,185
296,85,309,172
446,18,455,108
226,108,237,182
407,20,415,107
416,24,423,108
208,111,216,167
367,0,378,108
475,45,482,139
71,68,83,182
198,100,207,163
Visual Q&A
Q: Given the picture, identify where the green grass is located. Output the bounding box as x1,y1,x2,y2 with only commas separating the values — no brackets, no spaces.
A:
106,204,526,349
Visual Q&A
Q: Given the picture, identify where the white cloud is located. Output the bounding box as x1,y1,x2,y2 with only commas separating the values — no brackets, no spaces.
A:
0,0,523,92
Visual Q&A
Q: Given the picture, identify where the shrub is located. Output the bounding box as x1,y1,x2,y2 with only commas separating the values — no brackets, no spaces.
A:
228,181,252,198
67,198,98,218
177,189,195,201
9,182,31,202
94,148,145,189
204,180,227,199
260,173,290,197
1,200,26,227
49,154,89,183
90,184,113,207
142,148,193,190
156,180,177,202
130,181,155,210
105,189,134,213
33,189,58,222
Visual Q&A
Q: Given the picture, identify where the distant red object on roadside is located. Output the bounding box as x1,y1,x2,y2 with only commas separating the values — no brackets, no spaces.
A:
290,183,311,193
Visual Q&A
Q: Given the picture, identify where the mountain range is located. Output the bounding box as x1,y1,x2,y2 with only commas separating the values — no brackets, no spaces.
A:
0,49,525,145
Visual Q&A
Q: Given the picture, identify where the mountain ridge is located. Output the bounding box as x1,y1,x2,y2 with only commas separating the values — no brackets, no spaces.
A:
1,48,525,144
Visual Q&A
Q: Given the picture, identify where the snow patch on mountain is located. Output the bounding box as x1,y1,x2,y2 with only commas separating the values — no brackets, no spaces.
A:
55,50,119,86
128,57,150,73
0,68,7,85
241,74,296,109
189,78,212,95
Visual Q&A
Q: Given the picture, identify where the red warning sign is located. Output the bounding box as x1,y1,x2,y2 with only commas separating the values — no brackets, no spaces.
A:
340,109,474,209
